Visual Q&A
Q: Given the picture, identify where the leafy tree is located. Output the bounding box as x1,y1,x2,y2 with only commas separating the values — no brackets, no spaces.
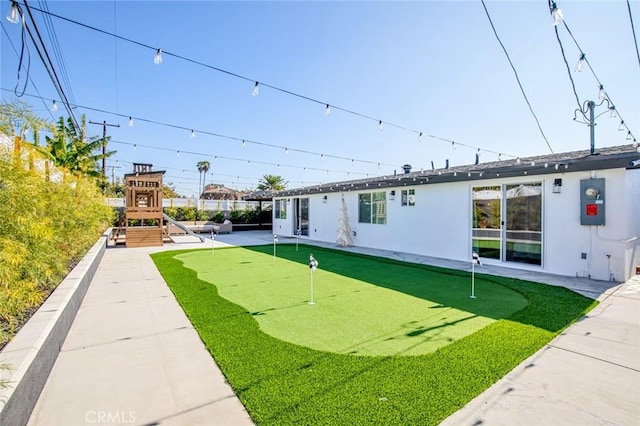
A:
163,182,182,198
196,160,210,197
257,174,287,191
31,115,115,182
0,99,54,140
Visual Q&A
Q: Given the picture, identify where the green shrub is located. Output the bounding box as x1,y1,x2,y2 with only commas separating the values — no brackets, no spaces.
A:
0,146,112,348
213,211,225,223
178,207,196,222
164,207,178,220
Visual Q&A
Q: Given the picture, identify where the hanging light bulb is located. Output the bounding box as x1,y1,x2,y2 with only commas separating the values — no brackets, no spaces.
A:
377,162,381,169
285,147,289,155
516,157,521,165
555,164,559,170
627,131,633,141
551,2,563,26
452,141,456,150
242,140,246,148
154,49,163,65
133,144,137,151
530,161,535,166
51,100,58,112
498,153,502,160
6,2,20,23
598,85,606,100
191,129,195,138
575,54,585,72
418,132,423,143
128,117,133,127
252,81,259,96
325,104,331,116
619,120,625,131
378,120,383,131
176,150,180,156
610,106,617,119
544,162,549,168
320,154,324,161
453,172,457,177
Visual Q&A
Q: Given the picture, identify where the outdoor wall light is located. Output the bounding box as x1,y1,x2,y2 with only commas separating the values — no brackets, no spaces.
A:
322,195,327,203
553,178,562,193
389,190,395,200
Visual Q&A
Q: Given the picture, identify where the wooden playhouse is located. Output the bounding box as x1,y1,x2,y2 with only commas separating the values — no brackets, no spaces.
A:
123,163,165,248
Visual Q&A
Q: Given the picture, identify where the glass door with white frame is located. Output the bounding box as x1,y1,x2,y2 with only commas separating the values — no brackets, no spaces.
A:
472,183,543,266
472,186,502,260
504,183,542,265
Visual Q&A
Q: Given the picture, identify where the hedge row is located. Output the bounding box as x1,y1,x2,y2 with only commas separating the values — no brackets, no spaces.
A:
0,147,113,348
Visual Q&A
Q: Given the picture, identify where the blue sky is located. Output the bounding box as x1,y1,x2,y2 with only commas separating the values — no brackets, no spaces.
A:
2,1,638,197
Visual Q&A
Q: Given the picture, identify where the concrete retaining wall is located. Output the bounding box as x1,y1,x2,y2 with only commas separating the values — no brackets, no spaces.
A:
0,231,108,426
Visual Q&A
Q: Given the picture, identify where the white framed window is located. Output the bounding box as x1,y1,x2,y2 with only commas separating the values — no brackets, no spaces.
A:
275,199,287,219
359,192,386,224
401,189,416,206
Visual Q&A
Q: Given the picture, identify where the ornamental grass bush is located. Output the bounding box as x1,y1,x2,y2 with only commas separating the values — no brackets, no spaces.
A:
0,145,113,348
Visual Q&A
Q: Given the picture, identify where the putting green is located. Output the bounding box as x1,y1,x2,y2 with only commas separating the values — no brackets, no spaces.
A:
176,245,527,356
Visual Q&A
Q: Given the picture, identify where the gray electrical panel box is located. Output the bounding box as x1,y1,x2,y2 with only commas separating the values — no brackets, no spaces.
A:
580,178,605,226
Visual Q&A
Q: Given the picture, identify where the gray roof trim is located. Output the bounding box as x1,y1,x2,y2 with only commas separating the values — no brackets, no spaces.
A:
276,144,640,197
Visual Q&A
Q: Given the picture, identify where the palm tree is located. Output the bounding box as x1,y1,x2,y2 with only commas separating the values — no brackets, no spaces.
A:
196,160,210,197
257,174,287,191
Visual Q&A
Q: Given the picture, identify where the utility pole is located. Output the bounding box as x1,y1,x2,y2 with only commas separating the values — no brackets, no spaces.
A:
106,165,122,184
574,99,616,156
89,120,120,178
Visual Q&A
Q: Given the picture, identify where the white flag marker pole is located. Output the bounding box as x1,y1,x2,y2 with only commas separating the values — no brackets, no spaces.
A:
296,228,301,251
471,251,481,299
273,234,278,262
211,230,215,256
309,254,318,305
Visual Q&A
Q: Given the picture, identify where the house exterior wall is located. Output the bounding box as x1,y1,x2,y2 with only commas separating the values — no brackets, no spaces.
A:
274,167,639,282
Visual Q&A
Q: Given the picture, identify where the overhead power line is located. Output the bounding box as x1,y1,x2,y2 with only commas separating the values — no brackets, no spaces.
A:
19,2,523,160
627,0,640,70
480,0,554,154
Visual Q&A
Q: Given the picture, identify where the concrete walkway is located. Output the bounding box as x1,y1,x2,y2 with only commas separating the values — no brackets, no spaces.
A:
28,231,639,425
28,241,253,426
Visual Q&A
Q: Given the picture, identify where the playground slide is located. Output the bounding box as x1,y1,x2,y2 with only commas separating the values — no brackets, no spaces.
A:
162,213,205,242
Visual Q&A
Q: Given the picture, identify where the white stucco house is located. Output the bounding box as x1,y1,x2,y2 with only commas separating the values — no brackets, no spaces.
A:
272,144,640,282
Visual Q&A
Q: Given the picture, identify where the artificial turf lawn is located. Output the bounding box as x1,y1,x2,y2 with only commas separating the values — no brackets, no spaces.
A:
151,244,597,425
175,246,528,356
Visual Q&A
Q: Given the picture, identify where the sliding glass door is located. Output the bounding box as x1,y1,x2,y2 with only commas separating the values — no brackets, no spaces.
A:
472,186,502,260
505,183,542,265
472,183,542,266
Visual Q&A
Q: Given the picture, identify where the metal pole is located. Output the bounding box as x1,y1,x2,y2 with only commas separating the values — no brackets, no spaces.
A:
89,120,120,179
471,261,476,299
309,269,315,305
588,100,595,155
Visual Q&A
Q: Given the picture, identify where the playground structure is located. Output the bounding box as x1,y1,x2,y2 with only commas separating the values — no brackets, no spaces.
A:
112,163,204,247
121,163,165,248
